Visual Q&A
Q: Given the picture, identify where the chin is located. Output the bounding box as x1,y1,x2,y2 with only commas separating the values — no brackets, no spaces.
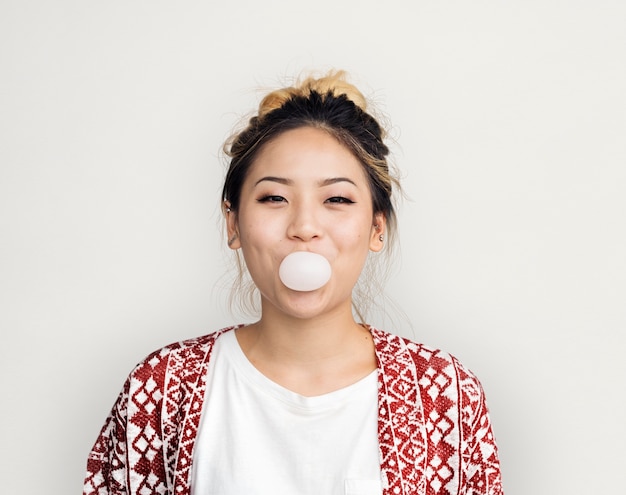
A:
275,289,350,320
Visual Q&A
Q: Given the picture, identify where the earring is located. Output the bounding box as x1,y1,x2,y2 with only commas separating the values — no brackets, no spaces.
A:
379,234,384,242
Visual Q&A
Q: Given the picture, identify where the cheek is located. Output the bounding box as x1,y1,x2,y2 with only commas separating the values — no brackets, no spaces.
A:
238,218,281,259
239,225,266,250
236,208,264,240
333,215,373,244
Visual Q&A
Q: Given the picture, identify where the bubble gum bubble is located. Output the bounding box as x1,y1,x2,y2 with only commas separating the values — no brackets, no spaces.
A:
278,251,332,291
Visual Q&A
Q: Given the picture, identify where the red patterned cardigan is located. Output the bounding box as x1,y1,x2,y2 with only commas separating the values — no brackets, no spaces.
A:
84,325,503,495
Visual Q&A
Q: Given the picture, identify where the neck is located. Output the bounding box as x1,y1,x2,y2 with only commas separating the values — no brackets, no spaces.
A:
235,299,376,396
247,300,363,361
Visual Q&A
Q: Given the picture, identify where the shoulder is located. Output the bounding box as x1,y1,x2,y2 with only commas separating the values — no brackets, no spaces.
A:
126,325,240,385
370,325,484,396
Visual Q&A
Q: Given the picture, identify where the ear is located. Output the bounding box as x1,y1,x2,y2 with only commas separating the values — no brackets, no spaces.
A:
224,201,241,250
369,212,387,252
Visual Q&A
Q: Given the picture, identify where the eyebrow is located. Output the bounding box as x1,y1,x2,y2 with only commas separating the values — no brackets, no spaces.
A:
254,176,358,187
254,176,292,186
319,177,357,187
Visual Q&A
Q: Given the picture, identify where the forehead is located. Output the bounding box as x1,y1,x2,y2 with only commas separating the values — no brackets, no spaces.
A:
246,127,368,183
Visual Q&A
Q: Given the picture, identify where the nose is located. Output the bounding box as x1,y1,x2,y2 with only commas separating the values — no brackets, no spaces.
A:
286,202,321,242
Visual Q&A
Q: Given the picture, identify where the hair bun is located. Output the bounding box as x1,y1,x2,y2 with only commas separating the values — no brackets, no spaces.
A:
258,70,368,119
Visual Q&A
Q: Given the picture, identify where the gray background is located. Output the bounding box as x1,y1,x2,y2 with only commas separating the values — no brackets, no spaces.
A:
1,1,625,494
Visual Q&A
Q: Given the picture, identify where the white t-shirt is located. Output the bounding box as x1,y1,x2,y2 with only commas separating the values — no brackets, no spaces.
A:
191,330,382,495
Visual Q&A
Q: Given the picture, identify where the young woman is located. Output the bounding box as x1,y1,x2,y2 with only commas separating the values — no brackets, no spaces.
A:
84,72,503,495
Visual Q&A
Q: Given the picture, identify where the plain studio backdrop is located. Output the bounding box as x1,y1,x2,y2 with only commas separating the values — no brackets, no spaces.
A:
1,1,624,494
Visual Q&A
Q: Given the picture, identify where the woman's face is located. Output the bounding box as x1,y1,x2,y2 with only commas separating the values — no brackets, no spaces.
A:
227,126,385,320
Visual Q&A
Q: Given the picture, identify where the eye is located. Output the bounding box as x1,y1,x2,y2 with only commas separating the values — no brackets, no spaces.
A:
258,195,287,203
325,196,355,204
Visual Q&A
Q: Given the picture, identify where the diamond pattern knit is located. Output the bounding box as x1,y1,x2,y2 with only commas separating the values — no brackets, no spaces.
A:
84,325,503,495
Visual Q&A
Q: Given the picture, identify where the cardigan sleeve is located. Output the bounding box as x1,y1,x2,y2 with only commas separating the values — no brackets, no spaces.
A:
82,330,225,495
83,378,131,495
456,360,504,495
82,346,173,495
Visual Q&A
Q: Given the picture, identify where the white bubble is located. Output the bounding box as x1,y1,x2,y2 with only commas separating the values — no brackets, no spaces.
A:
278,251,332,291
